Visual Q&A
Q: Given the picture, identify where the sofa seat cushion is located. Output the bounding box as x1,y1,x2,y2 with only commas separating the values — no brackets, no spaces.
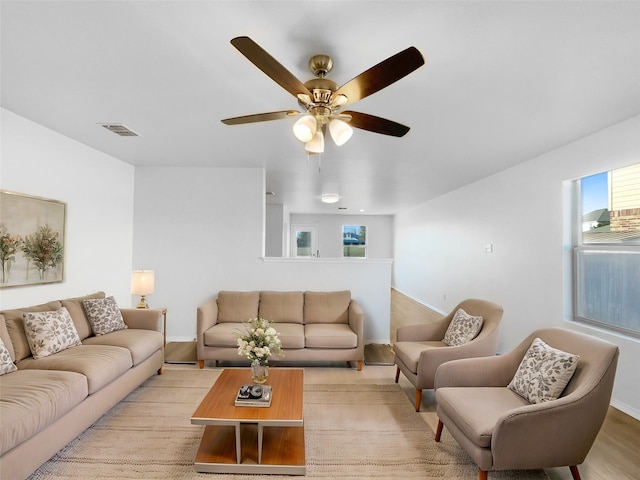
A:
305,323,357,349
394,341,447,373
204,323,241,348
274,323,305,349
436,387,529,448
17,345,133,394
82,329,163,366
0,369,88,455
259,291,304,324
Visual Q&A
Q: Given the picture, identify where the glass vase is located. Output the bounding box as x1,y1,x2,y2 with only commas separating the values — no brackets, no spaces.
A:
251,359,269,384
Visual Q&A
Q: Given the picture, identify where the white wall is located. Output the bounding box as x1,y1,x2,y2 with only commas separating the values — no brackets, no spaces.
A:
265,203,285,257
393,115,640,418
0,108,135,310
133,166,265,341
133,168,393,343
290,213,394,259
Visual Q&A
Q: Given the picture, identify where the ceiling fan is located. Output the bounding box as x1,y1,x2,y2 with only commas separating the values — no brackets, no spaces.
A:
221,36,425,154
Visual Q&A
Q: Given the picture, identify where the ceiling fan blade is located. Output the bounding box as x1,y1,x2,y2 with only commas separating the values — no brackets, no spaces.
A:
343,111,410,137
334,47,425,106
221,110,299,125
230,36,312,99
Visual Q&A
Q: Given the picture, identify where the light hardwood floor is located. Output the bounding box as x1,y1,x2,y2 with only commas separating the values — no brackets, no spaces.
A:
179,289,639,480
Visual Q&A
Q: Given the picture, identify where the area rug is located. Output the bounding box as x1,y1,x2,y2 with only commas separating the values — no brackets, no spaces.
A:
28,370,549,480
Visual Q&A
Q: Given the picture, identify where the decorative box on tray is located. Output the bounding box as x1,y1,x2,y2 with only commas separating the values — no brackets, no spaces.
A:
235,384,272,407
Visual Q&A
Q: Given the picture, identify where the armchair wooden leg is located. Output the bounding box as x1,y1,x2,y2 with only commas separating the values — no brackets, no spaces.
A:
357,360,363,371
395,366,400,383
435,419,443,442
415,389,422,412
198,359,204,369
569,465,582,480
478,469,488,480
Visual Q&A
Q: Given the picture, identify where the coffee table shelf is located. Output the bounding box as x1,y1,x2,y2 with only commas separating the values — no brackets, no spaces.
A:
191,368,305,474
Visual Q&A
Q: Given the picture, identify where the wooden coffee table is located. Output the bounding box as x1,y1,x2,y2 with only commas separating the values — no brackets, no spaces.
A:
191,368,305,474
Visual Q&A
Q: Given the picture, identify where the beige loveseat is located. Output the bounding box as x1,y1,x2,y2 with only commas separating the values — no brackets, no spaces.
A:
0,292,164,480
197,290,364,370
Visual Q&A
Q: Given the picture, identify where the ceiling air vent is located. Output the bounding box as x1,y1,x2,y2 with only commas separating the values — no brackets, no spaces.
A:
101,124,140,137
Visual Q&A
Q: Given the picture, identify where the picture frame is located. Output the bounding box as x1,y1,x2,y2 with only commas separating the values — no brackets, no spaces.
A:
0,190,66,288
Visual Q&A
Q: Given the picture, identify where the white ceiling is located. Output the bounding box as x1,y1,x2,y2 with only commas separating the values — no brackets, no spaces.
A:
2,1,639,215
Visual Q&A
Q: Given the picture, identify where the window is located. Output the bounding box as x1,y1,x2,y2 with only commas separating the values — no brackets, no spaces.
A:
573,164,640,338
343,225,366,258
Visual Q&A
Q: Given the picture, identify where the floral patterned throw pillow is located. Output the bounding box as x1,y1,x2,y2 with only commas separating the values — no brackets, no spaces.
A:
83,296,127,336
0,337,17,375
442,309,484,346
23,307,82,359
508,337,580,404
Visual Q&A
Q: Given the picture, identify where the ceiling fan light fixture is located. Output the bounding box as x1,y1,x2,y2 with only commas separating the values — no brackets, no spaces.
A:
329,118,353,146
305,130,324,153
293,114,316,142
321,194,340,204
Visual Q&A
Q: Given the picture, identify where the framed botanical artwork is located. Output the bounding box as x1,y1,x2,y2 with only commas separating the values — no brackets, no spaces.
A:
0,190,66,288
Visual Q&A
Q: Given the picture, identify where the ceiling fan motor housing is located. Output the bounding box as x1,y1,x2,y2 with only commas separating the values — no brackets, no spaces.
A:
304,78,338,105
308,54,333,77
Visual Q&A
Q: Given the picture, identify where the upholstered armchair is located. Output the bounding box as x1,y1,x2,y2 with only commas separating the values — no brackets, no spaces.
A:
394,298,504,411
434,328,619,480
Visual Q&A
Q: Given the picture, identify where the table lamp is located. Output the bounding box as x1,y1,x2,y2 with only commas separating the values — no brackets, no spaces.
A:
131,270,154,309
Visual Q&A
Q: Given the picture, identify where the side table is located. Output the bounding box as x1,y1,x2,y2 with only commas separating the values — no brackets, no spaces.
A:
161,308,167,345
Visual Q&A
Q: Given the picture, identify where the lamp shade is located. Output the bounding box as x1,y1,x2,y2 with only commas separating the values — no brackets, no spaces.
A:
292,114,317,142
329,118,353,146
305,130,325,153
131,270,155,295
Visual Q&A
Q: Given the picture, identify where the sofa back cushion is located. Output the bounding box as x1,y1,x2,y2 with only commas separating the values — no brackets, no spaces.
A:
304,291,351,324
1,301,63,362
217,291,260,323
61,291,105,340
259,291,304,324
0,314,14,362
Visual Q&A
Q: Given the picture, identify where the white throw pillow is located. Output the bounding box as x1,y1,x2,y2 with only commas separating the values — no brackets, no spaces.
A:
0,337,17,375
442,308,483,346
23,307,82,359
508,337,580,404
83,296,127,336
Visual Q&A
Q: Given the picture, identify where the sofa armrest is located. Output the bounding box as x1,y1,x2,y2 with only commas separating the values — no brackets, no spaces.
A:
396,316,449,342
120,308,163,332
490,394,604,469
434,352,520,389
197,299,218,355
348,300,364,344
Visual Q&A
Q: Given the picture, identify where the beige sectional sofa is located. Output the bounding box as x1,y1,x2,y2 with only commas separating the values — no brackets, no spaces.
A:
197,290,364,370
0,292,164,480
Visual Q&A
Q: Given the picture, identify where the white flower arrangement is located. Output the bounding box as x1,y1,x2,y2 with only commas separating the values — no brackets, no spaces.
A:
235,318,283,365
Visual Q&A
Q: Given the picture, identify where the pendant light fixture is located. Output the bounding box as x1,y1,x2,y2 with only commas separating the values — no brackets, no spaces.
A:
292,114,316,142
328,118,353,146
305,129,325,153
